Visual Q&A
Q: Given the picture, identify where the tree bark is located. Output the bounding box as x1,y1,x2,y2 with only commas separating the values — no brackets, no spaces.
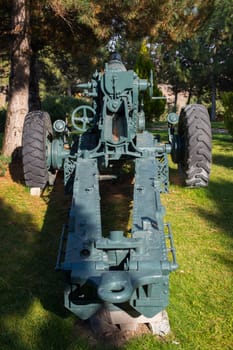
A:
187,87,192,105
2,0,31,157
29,51,41,111
211,77,216,121
173,85,178,112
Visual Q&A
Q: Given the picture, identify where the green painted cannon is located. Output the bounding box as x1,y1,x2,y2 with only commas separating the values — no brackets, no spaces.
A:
22,53,212,323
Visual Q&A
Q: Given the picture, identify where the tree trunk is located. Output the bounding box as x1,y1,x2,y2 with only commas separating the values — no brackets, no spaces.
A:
187,87,192,105
2,0,31,157
173,85,178,112
67,84,72,97
197,88,203,104
211,77,216,121
29,51,41,111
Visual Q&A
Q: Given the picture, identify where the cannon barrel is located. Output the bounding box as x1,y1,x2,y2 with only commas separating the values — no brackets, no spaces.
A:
52,55,179,322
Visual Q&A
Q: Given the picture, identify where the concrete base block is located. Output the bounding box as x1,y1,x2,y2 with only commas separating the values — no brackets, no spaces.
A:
89,306,170,336
30,187,41,196
109,309,171,335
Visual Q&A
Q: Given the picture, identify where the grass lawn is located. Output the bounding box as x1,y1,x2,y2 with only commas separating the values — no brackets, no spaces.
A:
0,127,232,349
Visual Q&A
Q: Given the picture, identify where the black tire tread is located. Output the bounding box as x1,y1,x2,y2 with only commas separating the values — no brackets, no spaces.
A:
22,110,52,188
179,104,212,187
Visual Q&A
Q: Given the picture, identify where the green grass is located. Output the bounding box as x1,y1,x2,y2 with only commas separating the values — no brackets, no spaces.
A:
0,130,232,349
163,131,233,350
0,154,11,176
0,133,10,176
211,120,225,129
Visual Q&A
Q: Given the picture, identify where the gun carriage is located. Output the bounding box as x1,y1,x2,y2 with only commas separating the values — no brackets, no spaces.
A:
22,53,212,328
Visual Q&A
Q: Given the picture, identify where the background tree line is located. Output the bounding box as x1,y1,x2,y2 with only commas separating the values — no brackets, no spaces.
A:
0,0,232,157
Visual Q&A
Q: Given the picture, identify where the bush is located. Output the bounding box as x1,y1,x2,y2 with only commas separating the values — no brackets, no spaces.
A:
0,154,10,176
143,85,166,122
41,95,88,123
135,41,166,122
207,99,225,121
222,92,233,138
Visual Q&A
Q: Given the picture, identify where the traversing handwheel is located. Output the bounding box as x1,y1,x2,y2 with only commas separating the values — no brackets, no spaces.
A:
71,105,95,132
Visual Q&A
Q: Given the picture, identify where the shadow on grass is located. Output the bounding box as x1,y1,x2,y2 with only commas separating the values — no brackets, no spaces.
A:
212,153,233,168
0,164,135,350
212,132,232,143
169,167,233,247
0,174,78,349
99,165,134,236
169,166,184,186
197,179,233,243
184,174,233,277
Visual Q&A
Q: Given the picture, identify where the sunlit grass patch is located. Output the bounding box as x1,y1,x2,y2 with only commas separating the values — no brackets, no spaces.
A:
161,134,233,349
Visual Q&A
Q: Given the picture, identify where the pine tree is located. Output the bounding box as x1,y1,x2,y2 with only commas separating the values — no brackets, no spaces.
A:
2,0,31,157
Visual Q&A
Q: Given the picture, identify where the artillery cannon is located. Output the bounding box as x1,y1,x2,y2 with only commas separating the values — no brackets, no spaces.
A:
22,53,212,330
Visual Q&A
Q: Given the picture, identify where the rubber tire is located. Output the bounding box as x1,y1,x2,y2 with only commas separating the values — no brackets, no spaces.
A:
22,110,53,189
178,104,212,187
